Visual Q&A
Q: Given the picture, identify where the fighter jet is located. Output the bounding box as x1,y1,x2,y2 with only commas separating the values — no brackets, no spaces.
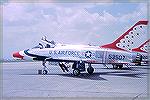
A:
13,20,148,76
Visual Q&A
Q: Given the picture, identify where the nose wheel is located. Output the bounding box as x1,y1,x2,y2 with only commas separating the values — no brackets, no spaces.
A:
38,60,49,75
38,69,48,75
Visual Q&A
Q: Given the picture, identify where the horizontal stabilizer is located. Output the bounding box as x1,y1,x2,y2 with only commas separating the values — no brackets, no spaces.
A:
132,39,150,53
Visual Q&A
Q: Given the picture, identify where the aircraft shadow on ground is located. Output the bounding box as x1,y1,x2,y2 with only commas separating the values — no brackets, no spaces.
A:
99,71,147,78
20,66,148,81
60,73,108,81
20,70,147,81
60,71,147,81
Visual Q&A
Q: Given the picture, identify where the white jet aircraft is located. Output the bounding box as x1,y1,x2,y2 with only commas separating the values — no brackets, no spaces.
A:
132,39,150,65
13,20,148,76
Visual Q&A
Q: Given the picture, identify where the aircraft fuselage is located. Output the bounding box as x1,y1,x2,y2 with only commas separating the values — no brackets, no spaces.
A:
18,45,132,64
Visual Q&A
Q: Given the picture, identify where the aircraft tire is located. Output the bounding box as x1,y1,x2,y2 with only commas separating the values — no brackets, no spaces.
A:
87,67,94,75
118,65,123,69
38,70,42,75
73,68,80,76
113,65,118,69
136,62,141,66
43,70,48,75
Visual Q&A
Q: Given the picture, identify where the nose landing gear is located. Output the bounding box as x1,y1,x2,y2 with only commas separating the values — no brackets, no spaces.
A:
38,60,49,75
38,69,48,75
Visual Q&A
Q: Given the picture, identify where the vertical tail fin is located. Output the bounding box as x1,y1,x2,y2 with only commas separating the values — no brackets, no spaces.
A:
101,20,148,51
132,39,150,53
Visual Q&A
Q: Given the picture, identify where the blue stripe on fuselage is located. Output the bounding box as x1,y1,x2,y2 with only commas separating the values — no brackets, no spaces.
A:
24,49,47,60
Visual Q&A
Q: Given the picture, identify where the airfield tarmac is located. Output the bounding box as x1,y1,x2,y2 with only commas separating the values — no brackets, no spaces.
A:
2,62,150,99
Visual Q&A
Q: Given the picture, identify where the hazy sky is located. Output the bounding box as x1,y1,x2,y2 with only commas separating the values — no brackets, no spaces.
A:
2,1,148,59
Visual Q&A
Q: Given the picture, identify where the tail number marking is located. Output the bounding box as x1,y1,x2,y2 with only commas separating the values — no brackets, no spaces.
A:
108,54,125,60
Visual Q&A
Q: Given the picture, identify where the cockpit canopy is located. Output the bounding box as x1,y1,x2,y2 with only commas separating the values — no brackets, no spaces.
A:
33,43,43,49
32,36,56,49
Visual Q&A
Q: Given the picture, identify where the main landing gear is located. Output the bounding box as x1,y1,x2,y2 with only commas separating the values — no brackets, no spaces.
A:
87,64,94,75
37,60,95,76
38,60,49,75
72,61,94,76
72,61,85,76
133,54,142,66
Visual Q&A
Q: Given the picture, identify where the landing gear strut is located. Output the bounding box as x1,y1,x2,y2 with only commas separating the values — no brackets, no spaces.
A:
134,53,142,66
38,60,48,75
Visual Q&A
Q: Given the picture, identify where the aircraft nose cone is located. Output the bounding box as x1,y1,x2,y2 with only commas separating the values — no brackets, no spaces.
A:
13,51,24,59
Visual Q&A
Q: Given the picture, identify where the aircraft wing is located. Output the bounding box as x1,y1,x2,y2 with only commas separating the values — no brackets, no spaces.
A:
44,57,97,63
44,57,81,62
